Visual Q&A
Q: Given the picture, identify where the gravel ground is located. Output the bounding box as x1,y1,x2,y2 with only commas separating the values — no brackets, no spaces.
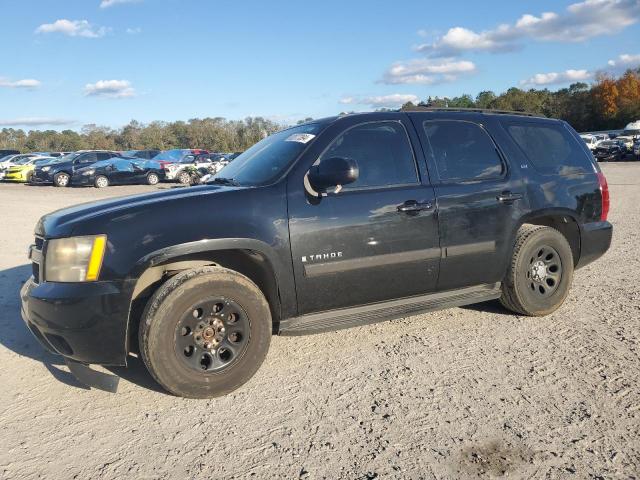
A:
0,165,638,479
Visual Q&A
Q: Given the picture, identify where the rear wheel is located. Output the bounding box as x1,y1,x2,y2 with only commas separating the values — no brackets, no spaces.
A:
94,175,109,188
500,225,574,316
139,266,272,398
146,172,159,185
53,172,70,187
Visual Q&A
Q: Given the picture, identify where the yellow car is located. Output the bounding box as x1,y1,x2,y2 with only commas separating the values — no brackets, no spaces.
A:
2,157,54,182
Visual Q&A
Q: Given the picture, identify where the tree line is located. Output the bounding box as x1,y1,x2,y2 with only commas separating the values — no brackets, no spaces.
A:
1,69,638,153
0,117,283,153
400,68,640,133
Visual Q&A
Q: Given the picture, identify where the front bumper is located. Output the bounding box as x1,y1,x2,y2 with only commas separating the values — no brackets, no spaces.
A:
20,277,131,365
30,170,54,184
4,171,28,182
576,221,613,269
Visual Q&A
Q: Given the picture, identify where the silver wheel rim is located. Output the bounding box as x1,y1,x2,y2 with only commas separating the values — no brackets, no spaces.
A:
96,177,108,188
148,174,158,184
57,175,69,186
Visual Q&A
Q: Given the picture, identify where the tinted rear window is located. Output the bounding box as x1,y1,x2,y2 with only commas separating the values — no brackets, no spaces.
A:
504,120,593,175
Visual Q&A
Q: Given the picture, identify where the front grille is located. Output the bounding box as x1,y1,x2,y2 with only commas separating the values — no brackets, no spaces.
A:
32,262,40,283
32,235,44,284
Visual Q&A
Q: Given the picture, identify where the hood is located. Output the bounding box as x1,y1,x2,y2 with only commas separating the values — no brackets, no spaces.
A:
37,184,242,237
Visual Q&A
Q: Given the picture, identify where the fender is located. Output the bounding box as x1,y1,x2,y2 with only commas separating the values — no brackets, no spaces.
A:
127,237,297,316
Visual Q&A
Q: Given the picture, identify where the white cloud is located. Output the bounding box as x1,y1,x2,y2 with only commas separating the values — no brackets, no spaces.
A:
339,94,419,108
0,117,74,127
417,0,640,57
520,52,640,86
84,79,136,98
100,0,141,7
381,58,477,85
35,19,109,38
0,78,41,89
607,53,640,70
126,27,142,34
520,69,592,86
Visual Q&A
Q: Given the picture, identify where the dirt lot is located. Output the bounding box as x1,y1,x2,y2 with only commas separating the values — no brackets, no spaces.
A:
0,165,638,479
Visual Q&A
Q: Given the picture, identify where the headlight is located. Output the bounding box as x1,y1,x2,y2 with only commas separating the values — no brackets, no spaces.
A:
82,169,95,176
45,235,107,282
41,166,50,172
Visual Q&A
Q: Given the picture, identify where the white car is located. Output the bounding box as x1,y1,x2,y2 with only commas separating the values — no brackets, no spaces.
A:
615,136,634,151
580,134,599,151
164,154,217,184
0,153,39,170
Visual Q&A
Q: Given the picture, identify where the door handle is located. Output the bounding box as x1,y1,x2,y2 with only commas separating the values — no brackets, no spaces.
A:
496,191,523,203
397,201,433,213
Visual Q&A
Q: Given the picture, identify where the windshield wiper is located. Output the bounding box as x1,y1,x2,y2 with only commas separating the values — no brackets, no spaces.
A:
210,177,240,186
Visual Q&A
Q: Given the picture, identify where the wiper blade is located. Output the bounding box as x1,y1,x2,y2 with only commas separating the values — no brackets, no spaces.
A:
210,177,240,186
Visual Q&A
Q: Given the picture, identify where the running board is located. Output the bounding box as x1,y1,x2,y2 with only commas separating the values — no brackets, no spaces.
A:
279,283,501,336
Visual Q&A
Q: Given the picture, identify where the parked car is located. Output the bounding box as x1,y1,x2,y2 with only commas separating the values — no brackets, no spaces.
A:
164,153,217,184
120,149,161,160
21,110,612,398
615,136,634,152
594,140,625,161
72,158,165,188
150,149,209,169
580,134,599,151
0,153,39,170
3,156,55,182
0,149,20,157
31,150,120,187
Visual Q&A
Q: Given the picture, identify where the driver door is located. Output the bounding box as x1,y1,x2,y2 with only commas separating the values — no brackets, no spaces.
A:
287,116,441,315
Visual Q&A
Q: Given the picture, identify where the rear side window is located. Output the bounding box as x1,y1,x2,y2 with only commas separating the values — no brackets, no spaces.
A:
422,120,504,182
504,121,592,175
319,121,418,190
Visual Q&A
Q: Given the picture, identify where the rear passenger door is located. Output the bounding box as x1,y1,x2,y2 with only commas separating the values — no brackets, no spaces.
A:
411,114,527,291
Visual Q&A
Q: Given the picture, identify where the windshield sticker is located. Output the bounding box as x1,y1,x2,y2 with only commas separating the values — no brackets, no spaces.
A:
285,133,316,144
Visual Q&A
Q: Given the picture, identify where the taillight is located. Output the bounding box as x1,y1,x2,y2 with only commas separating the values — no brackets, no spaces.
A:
597,171,610,221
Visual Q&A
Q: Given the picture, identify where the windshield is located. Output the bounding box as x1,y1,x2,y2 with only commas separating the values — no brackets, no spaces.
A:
51,152,80,164
15,157,36,165
210,123,324,186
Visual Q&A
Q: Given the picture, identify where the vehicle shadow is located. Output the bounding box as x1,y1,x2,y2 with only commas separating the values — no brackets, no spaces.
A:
460,299,514,316
0,263,165,394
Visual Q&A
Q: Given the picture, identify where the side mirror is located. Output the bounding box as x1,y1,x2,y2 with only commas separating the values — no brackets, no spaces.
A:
308,157,359,192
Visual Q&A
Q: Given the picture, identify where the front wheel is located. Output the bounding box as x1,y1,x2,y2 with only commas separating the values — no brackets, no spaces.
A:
53,172,70,187
177,171,191,185
500,225,574,316
139,266,272,398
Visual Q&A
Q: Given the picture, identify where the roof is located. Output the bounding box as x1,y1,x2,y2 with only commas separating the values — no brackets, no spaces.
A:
400,106,544,118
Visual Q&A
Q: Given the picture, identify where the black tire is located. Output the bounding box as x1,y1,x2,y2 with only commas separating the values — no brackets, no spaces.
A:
139,266,272,398
94,175,109,188
146,172,159,185
53,172,70,187
177,171,191,185
500,225,574,316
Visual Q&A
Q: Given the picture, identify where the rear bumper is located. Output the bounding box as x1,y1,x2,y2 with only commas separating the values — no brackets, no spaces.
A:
576,221,613,269
20,277,131,365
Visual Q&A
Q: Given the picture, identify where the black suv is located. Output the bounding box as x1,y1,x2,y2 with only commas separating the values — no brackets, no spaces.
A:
21,110,612,398
31,150,120,187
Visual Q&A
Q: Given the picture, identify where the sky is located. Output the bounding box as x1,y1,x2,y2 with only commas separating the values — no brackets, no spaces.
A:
1,0,639,130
